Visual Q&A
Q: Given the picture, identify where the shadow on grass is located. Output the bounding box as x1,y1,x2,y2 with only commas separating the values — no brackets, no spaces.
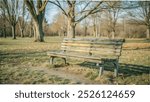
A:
0,51,46,59
78,61,150,77
118,63,150,76
1,51,149,77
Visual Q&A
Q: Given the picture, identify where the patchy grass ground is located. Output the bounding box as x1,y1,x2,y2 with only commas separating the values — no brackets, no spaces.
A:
0,37,150,84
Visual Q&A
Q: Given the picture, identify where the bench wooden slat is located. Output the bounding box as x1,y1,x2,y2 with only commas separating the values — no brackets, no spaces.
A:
63,38,124,42
61,43,91,47
61,46,120,53
62,41,123,45
47,51,118,60
60,48,121,56
61,43,122,49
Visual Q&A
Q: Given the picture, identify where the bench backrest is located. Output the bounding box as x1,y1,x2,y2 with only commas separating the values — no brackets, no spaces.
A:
61,38,125,60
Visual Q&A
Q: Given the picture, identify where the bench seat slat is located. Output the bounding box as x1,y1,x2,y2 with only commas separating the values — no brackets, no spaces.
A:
47,51,118,60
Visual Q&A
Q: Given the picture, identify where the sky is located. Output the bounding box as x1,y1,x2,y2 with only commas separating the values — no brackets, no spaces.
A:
44,0,141,24
45,4,59,24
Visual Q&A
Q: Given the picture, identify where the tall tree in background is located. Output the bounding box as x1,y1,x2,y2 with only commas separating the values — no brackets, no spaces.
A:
24,0,48,42
128,1,150,39
0,3,7,38
51,13,67,36
0,0,19,39
49,0,103,38
18,1,28,38
83,18,90,37
91,13,100,37
104,1,121,38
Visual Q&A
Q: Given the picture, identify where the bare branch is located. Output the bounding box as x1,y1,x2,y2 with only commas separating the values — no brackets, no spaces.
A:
24,0,37,20
76,1,103,23
48,1,68,16
39,0,48,12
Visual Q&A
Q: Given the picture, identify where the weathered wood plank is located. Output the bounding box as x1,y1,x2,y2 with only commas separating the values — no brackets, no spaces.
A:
47,38,125,77
62,41,123,45
61,43,91,47
63,38,125,42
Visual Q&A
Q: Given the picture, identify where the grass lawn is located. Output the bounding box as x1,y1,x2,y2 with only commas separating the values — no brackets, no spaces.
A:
0,37,150,84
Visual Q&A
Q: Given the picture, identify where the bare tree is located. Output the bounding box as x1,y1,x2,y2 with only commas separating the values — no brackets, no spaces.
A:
29,18,34,38
104,1,122,39
0,0,20,39
0,3,7,38
24,0,48,42
90,13,99,37
82,18,90,37
18,1,28,38
49,0,103,38
128,1,150,39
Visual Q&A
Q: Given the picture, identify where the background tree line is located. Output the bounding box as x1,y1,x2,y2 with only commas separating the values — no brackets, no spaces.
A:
0,0,150,42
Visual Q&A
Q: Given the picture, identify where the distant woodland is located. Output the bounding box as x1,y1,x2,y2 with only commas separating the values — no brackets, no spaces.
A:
0,0,150,42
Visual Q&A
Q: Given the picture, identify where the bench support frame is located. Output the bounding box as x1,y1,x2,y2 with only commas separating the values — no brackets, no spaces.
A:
50,56,119,77
50,56,67,65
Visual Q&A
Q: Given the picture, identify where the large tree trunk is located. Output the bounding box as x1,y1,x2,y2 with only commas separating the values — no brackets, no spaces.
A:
67,18,76,38
146,26,150,39
12,25,16,39
29,20,33,38
33,19,44,42
24,0,47,42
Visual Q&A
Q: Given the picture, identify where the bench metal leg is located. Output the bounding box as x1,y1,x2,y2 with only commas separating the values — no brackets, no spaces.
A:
99,61,104,77
50,57,54,64
62,58,67,64
113,61,119,77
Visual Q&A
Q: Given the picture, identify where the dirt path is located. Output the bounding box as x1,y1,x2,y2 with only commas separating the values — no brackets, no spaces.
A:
31,67,98,84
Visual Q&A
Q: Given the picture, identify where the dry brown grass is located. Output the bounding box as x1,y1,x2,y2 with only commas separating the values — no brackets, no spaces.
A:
123,43,150,49
0,37,149,84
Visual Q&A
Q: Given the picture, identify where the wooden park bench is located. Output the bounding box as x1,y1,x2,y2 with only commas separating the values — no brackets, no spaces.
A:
47,38,125,77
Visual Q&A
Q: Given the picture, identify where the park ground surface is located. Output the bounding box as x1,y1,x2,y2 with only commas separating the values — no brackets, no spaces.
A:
0,37,150,84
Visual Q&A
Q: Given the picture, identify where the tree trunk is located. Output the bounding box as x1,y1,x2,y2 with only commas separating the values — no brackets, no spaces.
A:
20,29,24,38
93,24,98,37
67,18,76,38
146,26,150,39
33,19,44,42
12,25,16,39
67,3,76,38
112,31,115,39
99,21,101,37
33,25,36,39
84,26,87,36
29,19,33,38
94,16,98,37
3,24,6,38
29,27,32,38
93,24,96,37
